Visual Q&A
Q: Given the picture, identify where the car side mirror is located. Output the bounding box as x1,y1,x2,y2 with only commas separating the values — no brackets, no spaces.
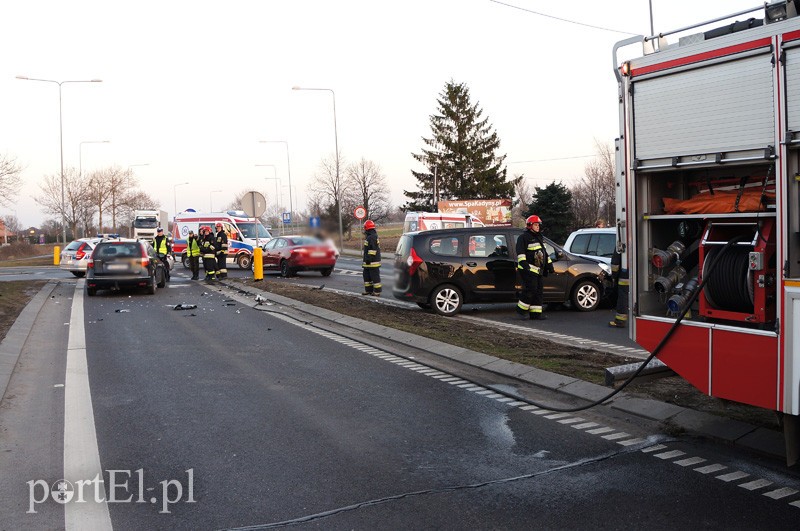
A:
555,251,565,261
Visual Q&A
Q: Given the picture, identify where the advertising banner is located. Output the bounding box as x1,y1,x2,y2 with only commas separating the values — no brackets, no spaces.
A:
437,199,512,226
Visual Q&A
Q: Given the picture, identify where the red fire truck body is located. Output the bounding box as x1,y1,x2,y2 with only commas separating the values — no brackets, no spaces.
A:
614,2,800,431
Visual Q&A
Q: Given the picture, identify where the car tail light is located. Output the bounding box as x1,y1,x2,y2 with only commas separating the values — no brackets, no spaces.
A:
292,248,309,255
407,247,423,276
74,242,88,260
87,257,94,269
140,245,150,267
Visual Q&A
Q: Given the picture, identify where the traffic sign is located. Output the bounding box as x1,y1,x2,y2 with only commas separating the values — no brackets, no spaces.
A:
309,216,321,228
353,206,367,220
241,191,266,218
282,212,292,224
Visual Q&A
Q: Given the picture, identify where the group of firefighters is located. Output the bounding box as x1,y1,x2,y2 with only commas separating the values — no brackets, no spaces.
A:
180,223,229,282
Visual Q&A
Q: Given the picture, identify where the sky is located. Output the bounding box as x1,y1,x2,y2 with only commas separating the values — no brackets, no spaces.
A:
0,0,766,228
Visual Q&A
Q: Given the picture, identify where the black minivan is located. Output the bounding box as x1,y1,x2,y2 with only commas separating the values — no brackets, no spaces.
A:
393,227,613,316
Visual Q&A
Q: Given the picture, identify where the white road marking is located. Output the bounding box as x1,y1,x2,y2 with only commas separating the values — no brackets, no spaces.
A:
603,432,633,441
642,444,668,453
571,422,599,429
617,438,648,446
586,427,615,435
694,464,727,474
65,280,112,530
716,471,750,482
673,457,706,467
763,487,798,500
739,479,773,491
653,450,686,459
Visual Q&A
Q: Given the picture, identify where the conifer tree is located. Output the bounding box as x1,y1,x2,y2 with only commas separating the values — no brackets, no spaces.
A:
405,80,519,211
526,181,573,244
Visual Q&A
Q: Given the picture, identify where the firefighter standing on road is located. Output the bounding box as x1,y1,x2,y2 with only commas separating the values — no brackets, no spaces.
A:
609,242,629,328
215,222,228,279
200,225,217,282
362,220,382,296
186,229,201,280
516,215,553,320
153,227,172,282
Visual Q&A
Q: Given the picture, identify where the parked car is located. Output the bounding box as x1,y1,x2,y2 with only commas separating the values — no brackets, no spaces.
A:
261,235,337,277
562,227,616,265
393,227,613,316
60,237,103,277
85,239,167,296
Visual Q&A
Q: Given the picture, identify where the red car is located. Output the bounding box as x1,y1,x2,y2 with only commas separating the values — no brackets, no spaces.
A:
261,235,337,277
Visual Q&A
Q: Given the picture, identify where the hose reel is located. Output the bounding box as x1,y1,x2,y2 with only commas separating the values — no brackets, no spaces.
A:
698,219,776,323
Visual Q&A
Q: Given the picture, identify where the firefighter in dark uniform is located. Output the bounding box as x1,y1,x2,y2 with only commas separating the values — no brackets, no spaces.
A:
199,225,217,282
361,220,382,296
214,222,228,279
609,241,629,328
516,215,553,320
186,229,201,280
153,227,172,282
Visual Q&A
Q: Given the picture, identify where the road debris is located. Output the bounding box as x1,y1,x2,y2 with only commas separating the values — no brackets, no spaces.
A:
173,304,197,310
114,309,130,313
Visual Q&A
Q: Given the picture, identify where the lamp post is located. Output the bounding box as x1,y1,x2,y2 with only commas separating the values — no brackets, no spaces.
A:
16,76,103,244
259,140,294,232
210,190,222,212
292,86,342,249
173,182,190,219
255,164,282,234
79,140,110,178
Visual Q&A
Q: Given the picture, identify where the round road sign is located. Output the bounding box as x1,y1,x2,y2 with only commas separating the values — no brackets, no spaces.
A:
353,206,367,220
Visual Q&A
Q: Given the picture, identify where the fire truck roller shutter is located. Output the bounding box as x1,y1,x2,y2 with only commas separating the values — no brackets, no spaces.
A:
632,53,774,162
787,45,800,135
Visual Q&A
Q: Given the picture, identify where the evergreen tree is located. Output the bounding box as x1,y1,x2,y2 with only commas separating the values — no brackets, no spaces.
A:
405,80,519,211
526,181,573,244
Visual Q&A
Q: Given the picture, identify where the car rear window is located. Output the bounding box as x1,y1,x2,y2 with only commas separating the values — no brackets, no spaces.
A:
96,243,141,258
288,237,321,246
395,235,412,258
65,241,83,251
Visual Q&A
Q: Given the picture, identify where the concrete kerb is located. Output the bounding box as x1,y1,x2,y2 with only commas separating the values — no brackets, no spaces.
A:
221,279,787,461
0,281,58,403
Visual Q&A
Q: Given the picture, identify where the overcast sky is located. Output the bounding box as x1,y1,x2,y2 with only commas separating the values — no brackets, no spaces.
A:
1,0,764,228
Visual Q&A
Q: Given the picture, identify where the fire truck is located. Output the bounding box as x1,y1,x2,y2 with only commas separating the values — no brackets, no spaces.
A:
614,1,800,461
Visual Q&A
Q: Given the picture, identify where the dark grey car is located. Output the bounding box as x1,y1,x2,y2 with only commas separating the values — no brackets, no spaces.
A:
86,239,167,296
393,227,614,316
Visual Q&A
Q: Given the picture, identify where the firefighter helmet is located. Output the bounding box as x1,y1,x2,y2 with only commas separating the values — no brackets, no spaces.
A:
200,225,211,233
526,215,542,225
363,220,376,231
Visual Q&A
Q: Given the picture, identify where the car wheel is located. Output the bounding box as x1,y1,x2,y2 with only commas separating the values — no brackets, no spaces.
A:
320,267,333,277
571,279,600,312
71,271,85,278
86,287,97,297
280,260,294,278
182,253,190,269
156,269,166,288
147,274,157,295
237,253,252,270
417,302,432,310
430,284,463,317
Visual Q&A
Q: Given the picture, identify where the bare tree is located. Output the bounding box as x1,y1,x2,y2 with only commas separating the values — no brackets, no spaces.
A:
309,153,357,236
0,153,23,208
512,174,531,226
570,141,615,229
345,158,391,223
35,167,91,239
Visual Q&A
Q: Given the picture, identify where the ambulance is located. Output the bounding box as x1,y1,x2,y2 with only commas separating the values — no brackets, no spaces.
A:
403,212,484,233
172,210,272,270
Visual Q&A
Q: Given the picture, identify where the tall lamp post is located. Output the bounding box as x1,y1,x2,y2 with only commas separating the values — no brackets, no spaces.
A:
291,86,342,249
255,164,282,234
79,140,110,178
210,190,222,212
16,76,103,244
259,140,294,232
173,182,190,219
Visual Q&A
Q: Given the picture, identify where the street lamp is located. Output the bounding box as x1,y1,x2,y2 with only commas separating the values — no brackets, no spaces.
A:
173,182,190,218
259,140,294,232
255,164,282,234
292,86,343,249
210,190,222,212
79,140,110,178
16,75,103,244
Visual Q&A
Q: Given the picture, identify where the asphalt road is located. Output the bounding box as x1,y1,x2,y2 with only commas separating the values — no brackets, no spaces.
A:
1,276,799,528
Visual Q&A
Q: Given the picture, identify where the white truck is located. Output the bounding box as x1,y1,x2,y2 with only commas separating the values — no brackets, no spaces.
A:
613,1,800,461
132,209,169,242
403,211,484,233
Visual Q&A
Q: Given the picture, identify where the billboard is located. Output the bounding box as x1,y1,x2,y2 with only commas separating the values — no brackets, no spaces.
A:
437,199,512,226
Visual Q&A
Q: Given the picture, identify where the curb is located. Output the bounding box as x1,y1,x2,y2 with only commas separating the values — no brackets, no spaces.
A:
0,281,58,403
223,280,787,462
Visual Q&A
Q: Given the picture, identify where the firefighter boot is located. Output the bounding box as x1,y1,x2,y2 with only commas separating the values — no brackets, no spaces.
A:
531,312,548,320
